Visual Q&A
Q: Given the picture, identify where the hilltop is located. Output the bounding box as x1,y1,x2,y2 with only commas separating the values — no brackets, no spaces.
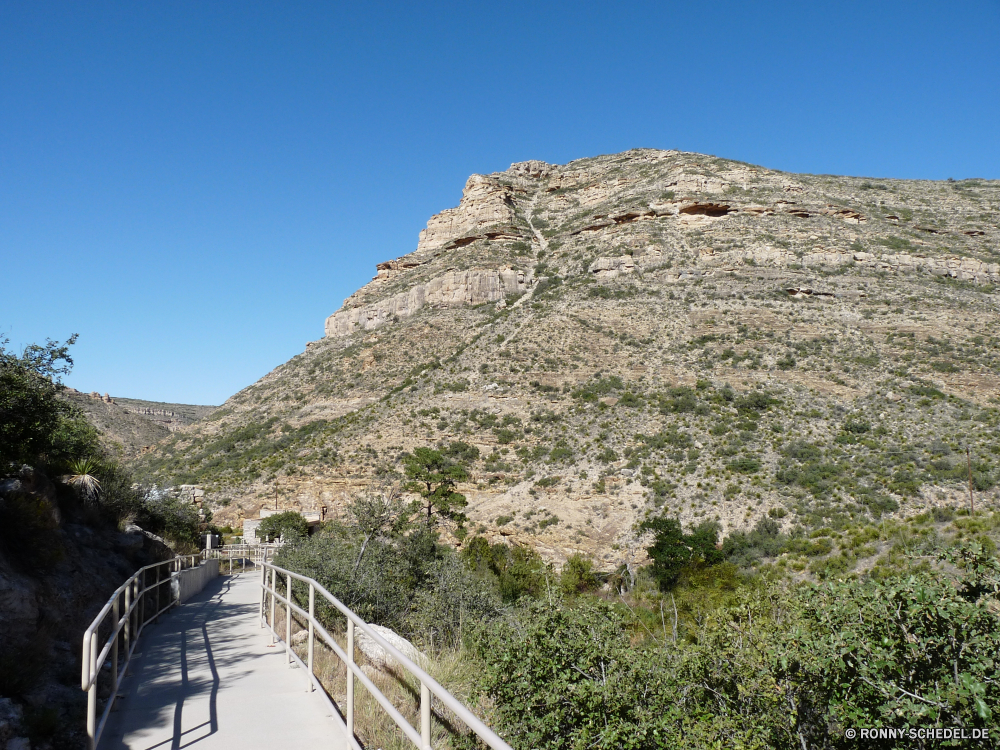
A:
63,389,216,458
136,149,1000,570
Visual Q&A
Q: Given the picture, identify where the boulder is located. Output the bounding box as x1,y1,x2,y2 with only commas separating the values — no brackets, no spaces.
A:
115,531,144,553
355,624,426,671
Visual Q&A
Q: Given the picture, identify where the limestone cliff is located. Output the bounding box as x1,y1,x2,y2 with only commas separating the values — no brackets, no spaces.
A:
325,267,532,337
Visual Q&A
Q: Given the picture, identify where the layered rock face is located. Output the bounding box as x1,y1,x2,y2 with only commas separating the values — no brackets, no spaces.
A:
324,168,545,337
325,267,532,336
326,151,999,344
416,174,525,253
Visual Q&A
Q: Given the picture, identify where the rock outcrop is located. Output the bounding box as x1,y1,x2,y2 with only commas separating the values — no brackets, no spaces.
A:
416,174,527,253
325,267,532,337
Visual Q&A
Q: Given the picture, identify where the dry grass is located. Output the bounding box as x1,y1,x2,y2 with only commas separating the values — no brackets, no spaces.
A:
269,598,485,750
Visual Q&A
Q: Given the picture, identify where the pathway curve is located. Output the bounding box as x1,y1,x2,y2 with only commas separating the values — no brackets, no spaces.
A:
102,571,348,750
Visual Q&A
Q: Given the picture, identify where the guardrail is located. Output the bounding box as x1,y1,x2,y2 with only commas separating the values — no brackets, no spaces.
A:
209,542,281,568
260,561,513,750
80,554,200,750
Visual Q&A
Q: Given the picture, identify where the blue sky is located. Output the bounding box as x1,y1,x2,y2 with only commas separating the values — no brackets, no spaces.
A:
2,1,998,405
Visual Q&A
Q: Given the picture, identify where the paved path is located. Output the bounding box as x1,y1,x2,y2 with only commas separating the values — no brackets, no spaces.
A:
102,571,350,750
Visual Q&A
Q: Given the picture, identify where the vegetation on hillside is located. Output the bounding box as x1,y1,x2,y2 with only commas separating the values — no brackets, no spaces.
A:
274,485,1000,750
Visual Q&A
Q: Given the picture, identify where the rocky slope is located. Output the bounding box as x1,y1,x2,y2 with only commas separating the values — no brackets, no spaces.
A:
63,390,216,458
137,149,1000,570
0,467,173,749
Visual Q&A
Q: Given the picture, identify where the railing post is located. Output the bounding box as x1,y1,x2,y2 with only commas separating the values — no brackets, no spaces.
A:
285,573,292,665
111,596,120,696
421,681,432,750
269,567,276,643
307,583,315,691
124,584,131,658
347,619,355,736
260,563,266,625
87,631,98,750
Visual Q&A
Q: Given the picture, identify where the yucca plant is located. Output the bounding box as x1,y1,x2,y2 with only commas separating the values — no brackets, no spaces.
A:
68,457,102,506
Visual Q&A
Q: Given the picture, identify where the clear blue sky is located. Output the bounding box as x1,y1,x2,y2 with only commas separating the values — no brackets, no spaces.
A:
2,1,998,405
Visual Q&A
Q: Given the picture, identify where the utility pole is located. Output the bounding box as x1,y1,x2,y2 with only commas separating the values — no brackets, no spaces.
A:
966,447,975,514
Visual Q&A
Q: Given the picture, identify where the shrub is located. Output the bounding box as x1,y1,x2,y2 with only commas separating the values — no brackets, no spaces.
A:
494,428,518,444
258,510,309,542
559,554,598,594
0,334,99,469
734,390,778,413
727,456,762,474
406,556,502,648
722,517,786,566
659,386,698,413
776,354,796,370
843,418,872,434
548,442,575,463
462,538,547,602
618,391,643,408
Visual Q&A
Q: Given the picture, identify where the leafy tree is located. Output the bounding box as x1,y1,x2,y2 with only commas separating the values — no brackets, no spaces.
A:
640,516,723,590
0,334,98,468
257,510,309,542
783,544,1000,745
275,521,416,630
347,483,408,575
402,446,469,528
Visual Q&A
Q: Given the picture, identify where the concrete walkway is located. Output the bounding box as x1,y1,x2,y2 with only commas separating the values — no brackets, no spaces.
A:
101,571,350,750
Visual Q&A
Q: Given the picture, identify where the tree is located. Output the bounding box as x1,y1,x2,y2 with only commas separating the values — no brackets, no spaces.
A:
402,446,469,528
257,510,309,543
346,483,407,575
0,334,97,469
640,516,723,590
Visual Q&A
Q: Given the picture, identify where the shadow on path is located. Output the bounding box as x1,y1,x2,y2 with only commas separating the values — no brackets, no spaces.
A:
101,571,347,750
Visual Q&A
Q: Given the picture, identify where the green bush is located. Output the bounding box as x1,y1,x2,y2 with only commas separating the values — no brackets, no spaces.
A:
462,537,548,603
560,553,599,594
722,517,786,567
727,456,762,474
0,335,99,469
472,545,1000,750
640,516,723,590
258,510,309,542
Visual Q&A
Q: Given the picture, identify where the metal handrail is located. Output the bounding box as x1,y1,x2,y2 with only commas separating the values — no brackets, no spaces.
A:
260,561,513,750
206,543,281,567
80,554,200,750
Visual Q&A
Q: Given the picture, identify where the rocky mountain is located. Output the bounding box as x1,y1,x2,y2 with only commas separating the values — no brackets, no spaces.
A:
136,149,1000,570
63,390,216,458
